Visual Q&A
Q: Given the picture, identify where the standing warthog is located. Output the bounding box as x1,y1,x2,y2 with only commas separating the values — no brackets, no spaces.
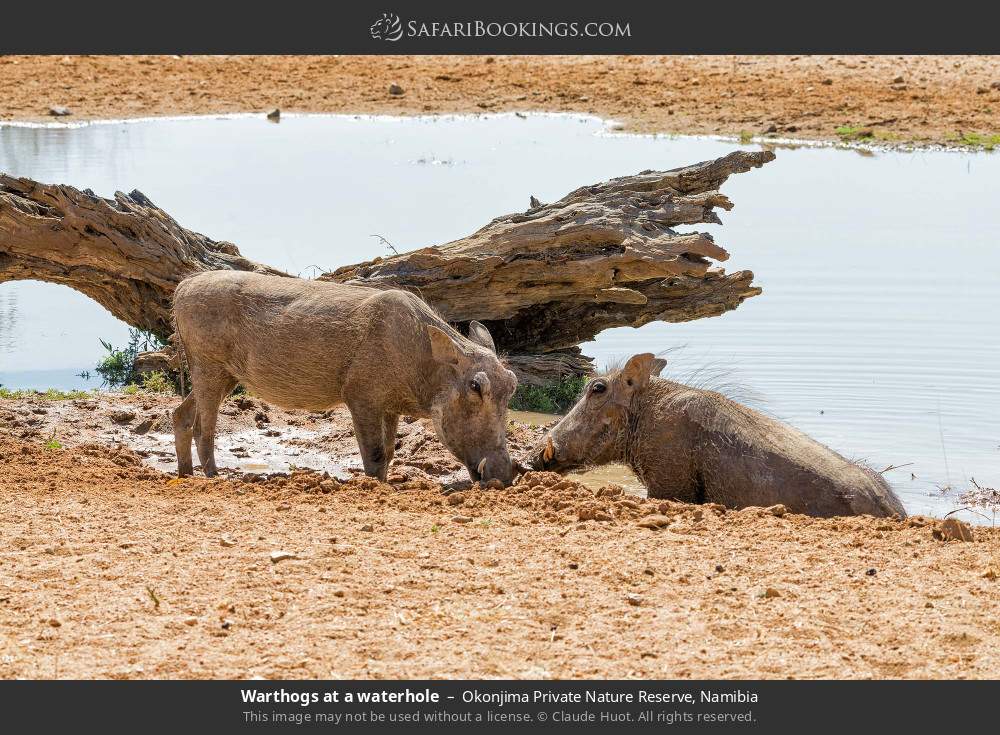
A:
524,353,906,518
171,271,517,484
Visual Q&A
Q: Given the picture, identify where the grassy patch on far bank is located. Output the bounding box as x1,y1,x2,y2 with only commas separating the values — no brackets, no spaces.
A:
950,131,1000,151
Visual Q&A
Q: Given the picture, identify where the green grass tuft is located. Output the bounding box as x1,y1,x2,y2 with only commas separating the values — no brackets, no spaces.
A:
44,430,63,450
139,371,176,395
0,387,94,400
835,125,874,141
957,132,1000,151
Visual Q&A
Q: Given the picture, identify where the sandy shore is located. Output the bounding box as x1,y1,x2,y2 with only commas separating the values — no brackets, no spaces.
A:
1,392,998,679
1,55,999,148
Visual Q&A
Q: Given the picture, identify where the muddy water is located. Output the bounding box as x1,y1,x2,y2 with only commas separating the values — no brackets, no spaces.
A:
140,427,354,479
1,114,998,520
509,409,645,495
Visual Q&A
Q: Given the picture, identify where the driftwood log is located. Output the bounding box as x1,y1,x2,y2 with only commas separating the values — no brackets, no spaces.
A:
0,150,774,385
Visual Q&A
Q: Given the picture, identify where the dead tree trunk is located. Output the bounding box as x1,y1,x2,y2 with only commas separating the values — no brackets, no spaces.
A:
0,150,774,384
0,176,285,337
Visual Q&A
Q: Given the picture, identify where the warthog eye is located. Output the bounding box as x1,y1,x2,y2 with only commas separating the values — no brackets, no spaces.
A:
591,381,607,395
470,378,482,395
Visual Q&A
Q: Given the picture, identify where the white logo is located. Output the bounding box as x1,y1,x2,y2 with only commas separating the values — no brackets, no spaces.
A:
370,12,403,41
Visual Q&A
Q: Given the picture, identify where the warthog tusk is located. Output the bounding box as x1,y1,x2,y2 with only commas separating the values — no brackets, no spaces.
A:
477,457,487,476
543,436,554,463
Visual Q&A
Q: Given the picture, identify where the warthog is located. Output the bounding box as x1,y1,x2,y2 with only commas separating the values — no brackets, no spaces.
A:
524,353,906,518
171,271,517,484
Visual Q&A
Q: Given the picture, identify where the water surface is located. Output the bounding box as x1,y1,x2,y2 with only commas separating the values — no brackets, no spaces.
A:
1,114,997,519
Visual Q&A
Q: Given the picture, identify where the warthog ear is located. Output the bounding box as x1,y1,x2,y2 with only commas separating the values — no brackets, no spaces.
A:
649,358,668,376
467,321,496,353
427,325,465,366
618,353,658,392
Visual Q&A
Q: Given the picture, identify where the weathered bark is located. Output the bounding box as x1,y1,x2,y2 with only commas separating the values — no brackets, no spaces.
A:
1,150,773,383
325,149,772,354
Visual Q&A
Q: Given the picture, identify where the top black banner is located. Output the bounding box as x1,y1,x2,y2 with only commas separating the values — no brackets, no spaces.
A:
2,0,999,54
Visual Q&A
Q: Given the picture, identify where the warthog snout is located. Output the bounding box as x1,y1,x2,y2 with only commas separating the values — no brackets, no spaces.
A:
524,435,559,472
427,321,519,487
524,354,669,476
467,449,515,486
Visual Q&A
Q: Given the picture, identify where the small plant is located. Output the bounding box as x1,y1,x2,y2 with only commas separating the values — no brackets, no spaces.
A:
959,478,1000,517
94,328,167,390
835,125,874,141
139,370,175,395
430,523,440,534
510,375,587,414
370,233,399,256
738,130,753,144
44,430,63,450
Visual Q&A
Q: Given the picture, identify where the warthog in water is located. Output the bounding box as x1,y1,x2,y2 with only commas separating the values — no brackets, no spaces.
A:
524,353,906,518
172,271,517,484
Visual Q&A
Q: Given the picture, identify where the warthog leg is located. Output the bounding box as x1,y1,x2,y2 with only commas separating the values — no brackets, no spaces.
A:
381,412,400,472
189,363,237,478
348,401,398,482
172,392,198,477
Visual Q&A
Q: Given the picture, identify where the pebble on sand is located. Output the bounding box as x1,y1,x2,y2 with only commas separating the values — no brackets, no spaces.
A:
637,514,671,529
388,83,404,95
269,550,298,563
109,409,136,424
48,106,72,117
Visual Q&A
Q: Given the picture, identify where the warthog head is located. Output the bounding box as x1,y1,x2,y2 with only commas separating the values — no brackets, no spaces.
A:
525,353,667,473
427,321,518,485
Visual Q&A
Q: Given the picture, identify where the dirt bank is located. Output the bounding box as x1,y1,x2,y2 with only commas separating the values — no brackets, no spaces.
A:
0,391,491,485
1,56,998,149
0,392,643,494
1,393,998,679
